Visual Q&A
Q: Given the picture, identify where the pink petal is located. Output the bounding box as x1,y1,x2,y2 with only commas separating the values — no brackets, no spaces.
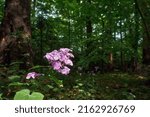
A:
60,66,70,75
52,61,62,70
64,59,73,66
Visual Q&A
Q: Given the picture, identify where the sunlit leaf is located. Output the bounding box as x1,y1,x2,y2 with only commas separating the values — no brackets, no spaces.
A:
14,89,44,100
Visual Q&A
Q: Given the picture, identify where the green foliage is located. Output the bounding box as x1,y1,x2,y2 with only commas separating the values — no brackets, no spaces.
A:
14,89,44,100
8,82,29,87
0,0,4,21
29,0,143,71
8,75,21,82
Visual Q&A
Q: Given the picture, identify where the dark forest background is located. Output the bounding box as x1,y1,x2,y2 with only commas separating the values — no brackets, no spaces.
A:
0,0,150,100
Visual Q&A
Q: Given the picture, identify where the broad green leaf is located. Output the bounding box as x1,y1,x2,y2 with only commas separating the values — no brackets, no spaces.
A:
14,89,30,100
14,89,44,100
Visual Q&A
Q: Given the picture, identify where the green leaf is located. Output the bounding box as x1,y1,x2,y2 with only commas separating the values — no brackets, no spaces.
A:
78,83,83,87
50,76,63,86
8,82,29,87
10,61,23,66
8,75,21,81
29,65,42,70
47,85,54,89
14,89,44,100
14,89,30,100
29,65,49,70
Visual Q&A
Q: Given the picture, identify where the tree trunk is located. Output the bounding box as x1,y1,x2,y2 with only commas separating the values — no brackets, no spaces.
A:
86,17,92,38
85,0,93,71
132,0,139,71
119,20,124,71
107,3,114,72
0,0,32,68
135,0,150,65
86,0,92,45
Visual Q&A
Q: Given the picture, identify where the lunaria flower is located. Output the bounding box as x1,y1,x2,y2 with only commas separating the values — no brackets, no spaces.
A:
26,72,41,79
44,48,74,75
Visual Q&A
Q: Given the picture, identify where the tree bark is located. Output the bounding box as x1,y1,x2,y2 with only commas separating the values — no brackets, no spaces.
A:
86,0,92,40
0,0,32,68
131,0,139,71
135,0,150,65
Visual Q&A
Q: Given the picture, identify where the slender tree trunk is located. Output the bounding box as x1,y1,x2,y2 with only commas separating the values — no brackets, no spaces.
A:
101,20,105,73
86,17,92,38
85,0,93,71
132,1,139,71
85,15,92,55
135,0,150,65
107,4,114,72
119,20,124,71
108,53,113,71
0,0,32,68
86,0,92,45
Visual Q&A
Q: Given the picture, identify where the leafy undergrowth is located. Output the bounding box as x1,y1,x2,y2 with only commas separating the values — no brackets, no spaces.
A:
52,73,150,100
0,66,150,100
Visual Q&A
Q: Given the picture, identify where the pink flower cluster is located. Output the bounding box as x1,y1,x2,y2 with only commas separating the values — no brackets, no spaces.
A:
44,48,74,75
26,48,74,79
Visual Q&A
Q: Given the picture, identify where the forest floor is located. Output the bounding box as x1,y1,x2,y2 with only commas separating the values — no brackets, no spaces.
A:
55,72,150,100
1,67,150,99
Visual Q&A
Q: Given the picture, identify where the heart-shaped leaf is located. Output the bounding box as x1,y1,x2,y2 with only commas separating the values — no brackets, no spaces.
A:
14,89,44,100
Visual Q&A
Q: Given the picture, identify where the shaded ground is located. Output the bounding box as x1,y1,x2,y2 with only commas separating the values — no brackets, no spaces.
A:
54,73,150,100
